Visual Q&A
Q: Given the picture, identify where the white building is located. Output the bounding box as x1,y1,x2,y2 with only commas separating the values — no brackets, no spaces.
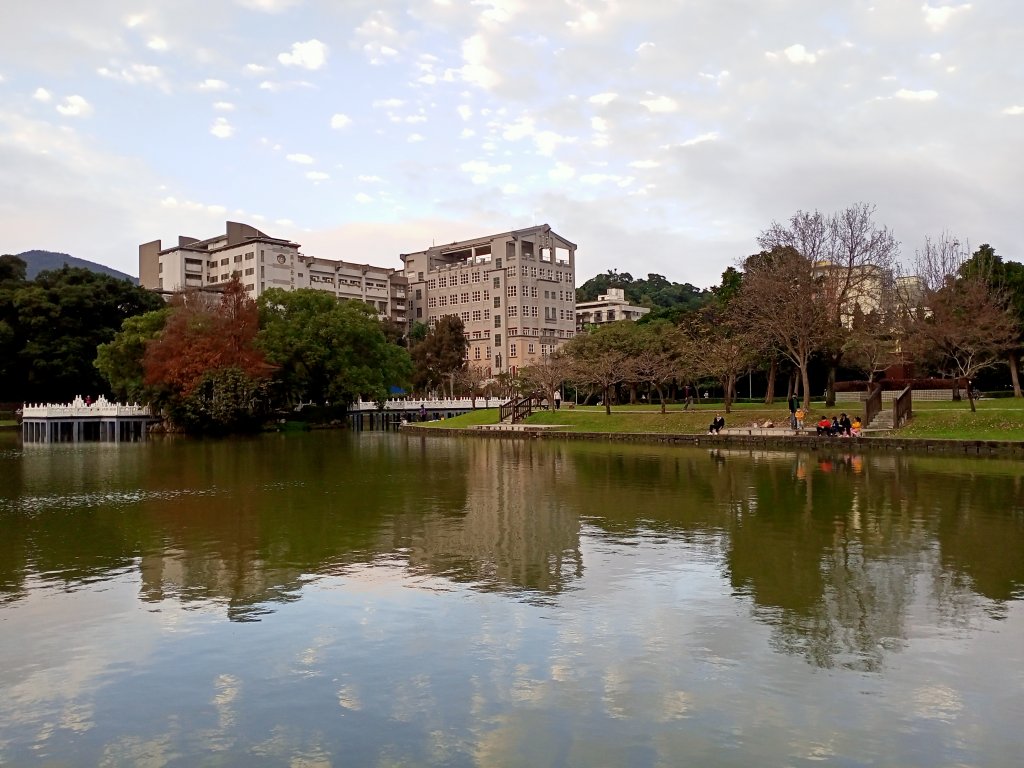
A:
402,225,577,375
575,288,650,329
139,221,407,324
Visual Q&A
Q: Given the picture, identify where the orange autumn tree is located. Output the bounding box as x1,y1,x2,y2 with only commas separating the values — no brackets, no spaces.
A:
144,278,274,433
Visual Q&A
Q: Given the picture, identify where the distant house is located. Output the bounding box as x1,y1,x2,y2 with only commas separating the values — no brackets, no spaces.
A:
575,288,649,329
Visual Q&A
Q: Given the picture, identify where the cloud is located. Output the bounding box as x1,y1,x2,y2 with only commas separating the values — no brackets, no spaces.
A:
286,153,314,164
330,113,352,129
210,117,234,138
358,175,383,183
198,78,228,91
549,162,576,182
1002,105,1024,116
460,159,511,184
56,95,93,117
32,87,52,102
455,34,499,90
629,160,660,169
782,43,818,64
277,39,328,70
354,192,373,203
305,171,329,181
895,88,938,101
244,63,272,75
98,63,167,90
372,98,404,108
213,101,235,111
589,92,618,106
407,133,425,143
237,0,303,12
640,94,679,113
922,3,973,31
146,37,168,51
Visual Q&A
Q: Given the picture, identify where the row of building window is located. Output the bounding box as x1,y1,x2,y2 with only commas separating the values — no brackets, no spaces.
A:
470,342,553,360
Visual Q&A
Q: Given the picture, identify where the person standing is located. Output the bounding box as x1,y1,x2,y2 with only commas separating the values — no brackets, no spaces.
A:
554,389,561,409
788,393,799,429
795,406,805,432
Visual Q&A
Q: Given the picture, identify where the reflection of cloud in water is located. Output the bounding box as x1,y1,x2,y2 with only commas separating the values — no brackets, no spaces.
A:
912,684,963,722
98,733,174,768
336,684,362,712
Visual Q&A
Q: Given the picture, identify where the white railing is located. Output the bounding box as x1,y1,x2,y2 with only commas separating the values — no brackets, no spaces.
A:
350,397,498,412
22,395,153,418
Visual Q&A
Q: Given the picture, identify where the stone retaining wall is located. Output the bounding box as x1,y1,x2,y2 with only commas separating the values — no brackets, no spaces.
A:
400,424,1024,457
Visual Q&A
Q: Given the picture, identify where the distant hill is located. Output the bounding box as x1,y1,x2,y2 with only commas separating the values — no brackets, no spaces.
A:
15,250,137,284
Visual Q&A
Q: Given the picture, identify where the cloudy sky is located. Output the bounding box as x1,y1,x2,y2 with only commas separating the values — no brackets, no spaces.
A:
1,0,1020,287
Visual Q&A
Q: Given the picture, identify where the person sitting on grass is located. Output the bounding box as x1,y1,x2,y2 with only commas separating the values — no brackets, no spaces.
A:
708,414,725,435
816,416,832,436
851,415,862,437
839,413,852,437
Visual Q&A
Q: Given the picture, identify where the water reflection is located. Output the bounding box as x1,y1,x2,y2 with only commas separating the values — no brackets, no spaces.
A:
1,433,1022,645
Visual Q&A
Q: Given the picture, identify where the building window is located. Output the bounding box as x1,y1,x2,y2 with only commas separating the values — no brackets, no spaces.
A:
234,255,243,263
531,286,538,298
474,347,481,360
428,297,437,308
461,292,469,303
439,296,448,307
472,291,481,302
494,333,501,345
484,309,490,320
493,296,501,309
494,316,501,328
220,258,230,266
507,285,517,297
531,306,539,318
486,346,491,359
245,268,255,276
439,276,447,288
508,306,518,317
472,272,481,283
461,312,470,322
510,343,517,358
472,310,482,321
245,252,254,260
496,258,502,269
461,273,469,285
415,288,422,300
528,343,535,354
245,283,255,291
428,279,437,289
416,307,423,318
483,290,490,300
493,276,500,288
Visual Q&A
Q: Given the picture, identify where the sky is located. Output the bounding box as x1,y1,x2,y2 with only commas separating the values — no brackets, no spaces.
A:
0,0,1021,288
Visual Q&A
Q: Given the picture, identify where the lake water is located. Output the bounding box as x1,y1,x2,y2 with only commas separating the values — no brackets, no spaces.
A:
1,430,1022,767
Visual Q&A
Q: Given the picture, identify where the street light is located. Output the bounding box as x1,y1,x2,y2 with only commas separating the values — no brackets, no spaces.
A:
495,353,502,371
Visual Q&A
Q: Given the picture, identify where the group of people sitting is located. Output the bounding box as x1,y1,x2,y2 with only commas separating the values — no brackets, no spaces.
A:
816,413,861,437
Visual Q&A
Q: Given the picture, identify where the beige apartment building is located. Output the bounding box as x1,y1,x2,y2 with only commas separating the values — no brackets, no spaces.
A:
139,221,407,324
402,224,577,375
575,287,650,329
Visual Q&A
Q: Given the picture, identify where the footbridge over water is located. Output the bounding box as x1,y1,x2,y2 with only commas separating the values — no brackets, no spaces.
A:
348,397,499,430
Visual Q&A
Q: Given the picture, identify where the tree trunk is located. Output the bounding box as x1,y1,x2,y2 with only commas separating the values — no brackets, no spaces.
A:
725,374,736,414
800,364,812,411
764,359,777,404
1009,350,1022,398
656,384,666,414
604,385,611,415
629,382,638,404
826,358,838,408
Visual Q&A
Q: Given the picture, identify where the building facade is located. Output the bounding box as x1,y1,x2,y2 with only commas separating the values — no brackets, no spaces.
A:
575,287,649,329
402,225,576,375
139,221,407,324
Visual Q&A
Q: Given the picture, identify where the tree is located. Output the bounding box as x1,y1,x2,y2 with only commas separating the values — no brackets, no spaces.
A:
563,325,632,415
686,304,757,414
143,279,273,431
734,246,828,410
0,266,165,403
257,289,412,406
959,244,1024,397
843,306,902,382
758,203,899,406
410,315,469,397
903,234,1020,412
629,321,684,413
94,308,171,402
519,351,574,409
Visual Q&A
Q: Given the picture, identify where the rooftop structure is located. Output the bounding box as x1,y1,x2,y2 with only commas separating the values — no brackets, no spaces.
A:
575,287,650,329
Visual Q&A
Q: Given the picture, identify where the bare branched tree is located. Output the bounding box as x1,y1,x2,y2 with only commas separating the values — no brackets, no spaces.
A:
518,351,573,408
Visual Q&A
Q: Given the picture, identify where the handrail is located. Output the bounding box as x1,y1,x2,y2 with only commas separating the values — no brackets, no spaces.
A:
893,385,913,428
499,392,544,424
864,383,882,426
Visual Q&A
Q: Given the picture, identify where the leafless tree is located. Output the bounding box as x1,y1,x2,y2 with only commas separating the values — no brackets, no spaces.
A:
758,203,900,405
563,332,630,415
518,351,573,409
903,233,1020,412
630,323,685,413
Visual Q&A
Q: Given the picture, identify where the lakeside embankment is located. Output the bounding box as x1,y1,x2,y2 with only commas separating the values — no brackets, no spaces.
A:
400,423,1024,457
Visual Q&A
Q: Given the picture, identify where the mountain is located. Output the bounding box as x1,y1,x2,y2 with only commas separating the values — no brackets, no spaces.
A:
15,250,138,284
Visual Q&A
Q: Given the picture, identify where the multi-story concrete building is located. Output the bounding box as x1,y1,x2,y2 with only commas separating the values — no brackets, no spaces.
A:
402,225,577,375
139,221,407,324
575,287,650,329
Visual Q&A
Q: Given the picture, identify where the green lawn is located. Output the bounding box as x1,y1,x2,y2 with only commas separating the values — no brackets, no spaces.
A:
0,420,16,428
876,398,1024,441
419,397,1024,441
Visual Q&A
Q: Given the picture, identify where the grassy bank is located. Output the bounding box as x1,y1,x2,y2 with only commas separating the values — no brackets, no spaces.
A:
422,398,1024,442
